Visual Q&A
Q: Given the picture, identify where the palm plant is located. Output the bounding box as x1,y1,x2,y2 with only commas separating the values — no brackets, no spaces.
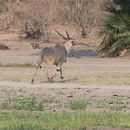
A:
98,0,130,57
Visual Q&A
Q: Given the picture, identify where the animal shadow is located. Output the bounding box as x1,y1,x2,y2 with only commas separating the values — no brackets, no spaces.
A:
41,76,78,84
68,49,97,58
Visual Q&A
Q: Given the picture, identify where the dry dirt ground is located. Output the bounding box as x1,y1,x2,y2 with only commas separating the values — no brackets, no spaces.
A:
0,31,130,114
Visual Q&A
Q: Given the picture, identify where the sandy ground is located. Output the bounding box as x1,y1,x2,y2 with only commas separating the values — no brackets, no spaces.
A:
0,31,130,115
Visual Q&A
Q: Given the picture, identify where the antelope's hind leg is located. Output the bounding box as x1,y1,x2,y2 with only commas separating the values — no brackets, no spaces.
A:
31,59,42,84
42,67,52,82
59,68,64,79
49,66,64,82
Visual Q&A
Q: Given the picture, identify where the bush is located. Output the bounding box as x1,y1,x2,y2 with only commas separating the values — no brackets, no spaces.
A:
0,94,44,111
98,0,130,57
69,100,87,110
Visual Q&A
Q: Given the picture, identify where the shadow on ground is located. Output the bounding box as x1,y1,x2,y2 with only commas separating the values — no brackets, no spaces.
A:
41,77,78,84
68,49,97,58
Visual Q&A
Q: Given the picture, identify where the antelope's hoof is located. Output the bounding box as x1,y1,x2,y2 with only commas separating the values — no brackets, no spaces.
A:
60,76,64,79
48,77,53,83
31,79,34,84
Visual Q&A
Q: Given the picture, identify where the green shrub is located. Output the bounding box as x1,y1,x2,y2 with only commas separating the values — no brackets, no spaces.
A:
98,0,130,57
69,100,87,110
0,111,130,129
0,94,44,111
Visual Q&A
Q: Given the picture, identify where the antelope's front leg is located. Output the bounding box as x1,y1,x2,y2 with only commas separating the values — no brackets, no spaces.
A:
55,67,64,79
31,61,42,84
42,67,51,82
58,68,64,79
48,68,59,82
48,67,62,82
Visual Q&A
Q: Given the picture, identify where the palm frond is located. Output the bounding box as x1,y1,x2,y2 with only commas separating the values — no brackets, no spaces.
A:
98,0,130,57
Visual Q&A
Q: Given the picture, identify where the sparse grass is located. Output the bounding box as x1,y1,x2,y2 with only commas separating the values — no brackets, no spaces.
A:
0,73,47,82
56,89,65,95
95,96,129,111
69,100,88,110
74,73,130,86
0,63,35,68
0,66,47,82
86,89,92,93
54,72,130,86
1,66,130,86
0,111,130,130
0,94,44,111
18,88,23,92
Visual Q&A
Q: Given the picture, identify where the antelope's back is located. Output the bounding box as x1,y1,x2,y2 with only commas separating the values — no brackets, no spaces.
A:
41,44,67,65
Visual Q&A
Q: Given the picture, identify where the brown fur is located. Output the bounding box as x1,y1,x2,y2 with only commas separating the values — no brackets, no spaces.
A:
44,55,55,65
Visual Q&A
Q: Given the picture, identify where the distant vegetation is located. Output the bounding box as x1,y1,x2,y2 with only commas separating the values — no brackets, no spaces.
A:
98,0,130,57
0,0,103,38
0,0,130,57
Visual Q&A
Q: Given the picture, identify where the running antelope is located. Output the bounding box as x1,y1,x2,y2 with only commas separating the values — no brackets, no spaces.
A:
31,30,75,83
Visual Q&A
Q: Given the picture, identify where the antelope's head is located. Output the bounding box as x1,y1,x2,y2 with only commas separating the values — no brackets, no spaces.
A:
55,29,75,53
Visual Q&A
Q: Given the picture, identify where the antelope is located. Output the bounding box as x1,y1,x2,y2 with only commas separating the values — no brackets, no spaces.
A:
31,30,75,83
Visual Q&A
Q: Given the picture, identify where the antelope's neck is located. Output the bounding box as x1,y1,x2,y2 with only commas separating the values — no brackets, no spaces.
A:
64,43,71,54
